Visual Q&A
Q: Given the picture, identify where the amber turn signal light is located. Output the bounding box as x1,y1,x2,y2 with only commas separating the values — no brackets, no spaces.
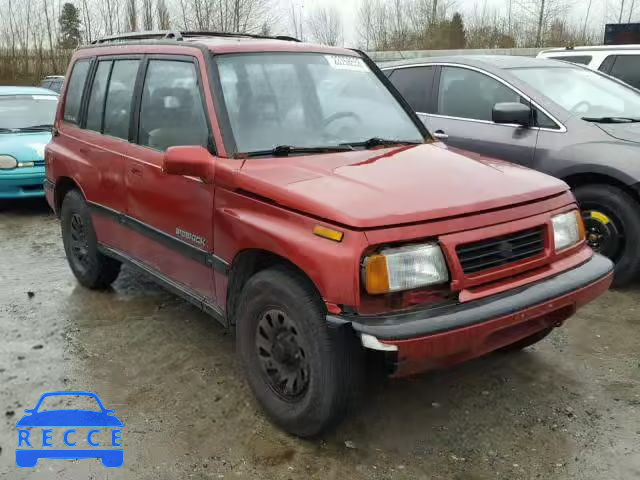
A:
313,225,343,242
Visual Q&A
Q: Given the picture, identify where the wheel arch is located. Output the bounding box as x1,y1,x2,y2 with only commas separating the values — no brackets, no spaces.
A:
226,248,322,325
54,176,84,217
562,172,640,204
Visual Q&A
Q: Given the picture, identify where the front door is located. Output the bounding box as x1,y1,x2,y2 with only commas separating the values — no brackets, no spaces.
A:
424,65,539,167
124,56,216,303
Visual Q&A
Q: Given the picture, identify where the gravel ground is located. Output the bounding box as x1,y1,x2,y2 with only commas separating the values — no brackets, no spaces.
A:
1,199,639,480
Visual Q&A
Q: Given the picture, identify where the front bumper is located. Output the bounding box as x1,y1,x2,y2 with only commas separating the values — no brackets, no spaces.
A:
328,254,613,376
0,170,45,199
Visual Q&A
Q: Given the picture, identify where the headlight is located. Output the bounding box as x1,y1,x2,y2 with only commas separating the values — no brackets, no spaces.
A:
363,243,449,294
0,155,18,170
552,211,584,251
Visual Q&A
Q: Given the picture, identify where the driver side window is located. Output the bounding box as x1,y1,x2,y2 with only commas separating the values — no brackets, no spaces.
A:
437,66,521,121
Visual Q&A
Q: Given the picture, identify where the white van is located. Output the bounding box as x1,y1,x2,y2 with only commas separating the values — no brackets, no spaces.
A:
537,45,640,89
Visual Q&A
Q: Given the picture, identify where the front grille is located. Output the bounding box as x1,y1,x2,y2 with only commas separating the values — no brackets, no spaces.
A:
456,227,545,275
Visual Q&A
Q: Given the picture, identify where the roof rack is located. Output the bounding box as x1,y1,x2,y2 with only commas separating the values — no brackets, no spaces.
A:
91,30,301,45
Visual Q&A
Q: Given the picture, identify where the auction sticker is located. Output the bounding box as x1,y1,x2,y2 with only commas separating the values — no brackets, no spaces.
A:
325,55,368,71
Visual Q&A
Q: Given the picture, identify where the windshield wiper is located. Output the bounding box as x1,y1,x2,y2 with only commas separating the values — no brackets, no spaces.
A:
582,116,640,124
17,124,53,132
245,145,354,157
341,137,422,149
0,127,15,133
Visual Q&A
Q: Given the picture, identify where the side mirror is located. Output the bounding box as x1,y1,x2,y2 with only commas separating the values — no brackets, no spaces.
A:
492,102,532,127
162,146,215,183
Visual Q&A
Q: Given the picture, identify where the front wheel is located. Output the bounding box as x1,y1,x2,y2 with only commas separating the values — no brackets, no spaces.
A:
574,184,640,287
236,266,363,437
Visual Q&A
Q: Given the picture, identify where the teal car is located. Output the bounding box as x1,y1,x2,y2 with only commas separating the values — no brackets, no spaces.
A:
0,87,58,199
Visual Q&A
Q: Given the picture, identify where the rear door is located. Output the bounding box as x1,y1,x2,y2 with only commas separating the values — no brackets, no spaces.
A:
424,65,539,166
75,57,142,252
124,54,216,303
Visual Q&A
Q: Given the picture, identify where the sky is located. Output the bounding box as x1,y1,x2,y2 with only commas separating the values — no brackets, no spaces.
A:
283,0,626,48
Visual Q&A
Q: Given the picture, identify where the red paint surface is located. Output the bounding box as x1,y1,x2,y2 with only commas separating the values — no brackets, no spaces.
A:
387,270,613,377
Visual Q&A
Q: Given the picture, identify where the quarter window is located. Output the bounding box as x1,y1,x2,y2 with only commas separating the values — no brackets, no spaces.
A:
103,59,140,140
85,61,112,132
63,59,91,124
138,60,209,151
388,66,435,113
437,66,521,121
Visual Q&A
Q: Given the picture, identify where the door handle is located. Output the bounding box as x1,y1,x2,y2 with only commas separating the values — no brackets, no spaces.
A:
433,130,449,140
130,166,142,176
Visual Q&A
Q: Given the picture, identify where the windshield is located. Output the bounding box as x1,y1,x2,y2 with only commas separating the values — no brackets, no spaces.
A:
216,53,424,154
0,94,58,130
510,66,640,119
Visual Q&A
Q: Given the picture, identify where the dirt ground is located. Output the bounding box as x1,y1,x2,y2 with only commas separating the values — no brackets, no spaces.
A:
0,199,639,480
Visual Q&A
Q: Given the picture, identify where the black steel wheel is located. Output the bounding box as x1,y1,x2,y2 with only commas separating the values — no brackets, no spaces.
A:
61,190,121,289
574,184,640,287
236,265,363,437
256,308,310,401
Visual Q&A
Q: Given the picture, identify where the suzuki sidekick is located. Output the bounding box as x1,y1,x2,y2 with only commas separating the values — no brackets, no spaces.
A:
45,31,614,437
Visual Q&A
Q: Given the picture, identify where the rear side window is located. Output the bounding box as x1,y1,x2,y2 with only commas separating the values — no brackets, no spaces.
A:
599,55,617,73
63,59,91,124
548,55,592,65
85,61,112,132
388,66,435,113
138,60,209,151
103,60,140,140
608,55,640,89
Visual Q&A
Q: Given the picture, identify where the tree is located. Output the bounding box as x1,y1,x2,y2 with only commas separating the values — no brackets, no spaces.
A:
142,0,153,30
126,0,137,32
156,0,170,29
58,2,82,48
448,12,466,48
307,6,342,46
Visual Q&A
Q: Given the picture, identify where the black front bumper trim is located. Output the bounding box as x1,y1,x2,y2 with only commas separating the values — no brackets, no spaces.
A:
327,254,613,341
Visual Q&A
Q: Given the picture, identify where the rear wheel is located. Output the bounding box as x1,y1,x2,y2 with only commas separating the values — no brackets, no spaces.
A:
61,190,121,289
574,184,640,287
236,266,363,437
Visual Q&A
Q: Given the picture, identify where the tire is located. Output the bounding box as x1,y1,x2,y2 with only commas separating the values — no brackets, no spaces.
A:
236,265,363,437
573,184,640,287
60,190,121,289
498,327,553,353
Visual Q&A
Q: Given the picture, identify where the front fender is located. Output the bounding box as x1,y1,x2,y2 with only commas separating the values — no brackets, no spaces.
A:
545,142,640,186
214,188,369,307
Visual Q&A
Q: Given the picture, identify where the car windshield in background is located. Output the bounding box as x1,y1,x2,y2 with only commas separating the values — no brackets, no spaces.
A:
216,53,424,154
0,95,58,130
510,66,640,120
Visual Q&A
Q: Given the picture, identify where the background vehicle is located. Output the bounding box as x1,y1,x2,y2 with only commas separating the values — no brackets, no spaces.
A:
0,86,58,200
537,45,640,89
383,55,640,286
46,32,612,437
40,75,64,93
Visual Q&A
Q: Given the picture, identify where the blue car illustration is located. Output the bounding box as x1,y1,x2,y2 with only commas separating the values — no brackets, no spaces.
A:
0,87,58,200
16,391,123,468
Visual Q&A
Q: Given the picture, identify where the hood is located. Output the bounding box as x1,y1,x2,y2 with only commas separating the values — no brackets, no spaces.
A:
595,122,640,144
0,132,51,162
237,144,568,228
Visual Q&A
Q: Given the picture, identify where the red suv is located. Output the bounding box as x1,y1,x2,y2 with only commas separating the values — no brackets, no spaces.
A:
45,31,613,437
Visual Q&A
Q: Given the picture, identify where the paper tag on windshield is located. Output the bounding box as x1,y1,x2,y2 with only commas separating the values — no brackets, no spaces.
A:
32,95,57,100
325,55,368,72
